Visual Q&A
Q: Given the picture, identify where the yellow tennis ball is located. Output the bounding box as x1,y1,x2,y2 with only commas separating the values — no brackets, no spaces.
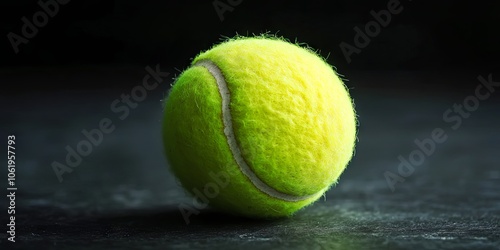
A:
162,36,356,218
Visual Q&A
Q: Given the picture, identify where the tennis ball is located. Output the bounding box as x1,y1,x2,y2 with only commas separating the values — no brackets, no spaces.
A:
162,36,356,218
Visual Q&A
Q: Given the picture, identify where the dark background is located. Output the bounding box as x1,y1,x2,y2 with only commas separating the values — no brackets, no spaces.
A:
1,0,499,92
1,1,499,249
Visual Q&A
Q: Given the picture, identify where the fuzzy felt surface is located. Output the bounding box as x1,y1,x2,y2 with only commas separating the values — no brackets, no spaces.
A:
162,37,356,217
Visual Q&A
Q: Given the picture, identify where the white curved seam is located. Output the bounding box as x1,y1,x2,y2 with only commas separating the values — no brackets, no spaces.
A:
194,59,319,202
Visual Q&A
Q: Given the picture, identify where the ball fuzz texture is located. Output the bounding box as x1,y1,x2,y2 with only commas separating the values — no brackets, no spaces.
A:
162,37,356,218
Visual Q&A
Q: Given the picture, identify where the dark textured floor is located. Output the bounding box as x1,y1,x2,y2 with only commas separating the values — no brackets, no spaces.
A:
1,68,499,249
